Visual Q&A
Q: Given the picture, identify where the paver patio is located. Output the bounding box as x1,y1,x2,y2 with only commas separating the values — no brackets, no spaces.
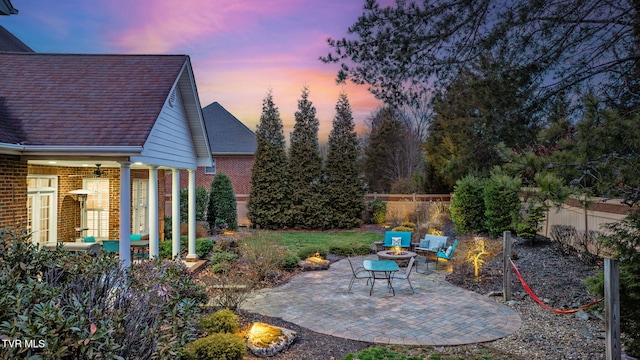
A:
241,255,522,346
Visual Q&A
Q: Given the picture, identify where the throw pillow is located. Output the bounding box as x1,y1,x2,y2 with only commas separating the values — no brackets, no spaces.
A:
392,237,402,246
445,245,453,257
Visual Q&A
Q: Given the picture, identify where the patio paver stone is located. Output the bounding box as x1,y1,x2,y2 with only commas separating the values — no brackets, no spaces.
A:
241,255,522,346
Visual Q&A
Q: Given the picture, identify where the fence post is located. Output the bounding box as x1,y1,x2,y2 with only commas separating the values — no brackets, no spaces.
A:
503,231,512,302
605,258,621,360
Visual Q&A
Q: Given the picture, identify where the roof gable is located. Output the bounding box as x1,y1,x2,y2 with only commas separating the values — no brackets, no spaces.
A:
202,102,256,154
0,25,33,52
0,53,188,147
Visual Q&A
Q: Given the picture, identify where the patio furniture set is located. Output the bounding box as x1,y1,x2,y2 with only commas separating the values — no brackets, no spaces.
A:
43,234,150,259
348,231,458,296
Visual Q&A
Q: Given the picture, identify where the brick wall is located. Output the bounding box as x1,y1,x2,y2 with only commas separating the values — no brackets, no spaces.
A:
164,155,254,195
25,165,167,242
163,155,254,226
0,155,28,229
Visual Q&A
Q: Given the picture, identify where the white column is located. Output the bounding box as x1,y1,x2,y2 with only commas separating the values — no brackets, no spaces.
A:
148,165,159,259
119,161,132,267
172,168,181,259
186,168,198,262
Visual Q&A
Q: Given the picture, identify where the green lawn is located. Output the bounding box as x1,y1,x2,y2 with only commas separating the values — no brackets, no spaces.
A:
244,230,382,254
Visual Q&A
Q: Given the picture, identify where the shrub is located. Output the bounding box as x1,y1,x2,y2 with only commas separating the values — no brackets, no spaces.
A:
180,187,210,223
210,262,231,273
450,175,487,235
200,308,239,334
208,173,238,233
182,332,245,360
297,246,328,260
128,259,208,307
0,228,203,360
196,238,215,258
199,268,254,310
329,243,371,256
391,225,413,232
517,205,546,241
241,236,288,283
164,216,172,240
366,198,387,224
159,237,215,260
392,221,416,233
343,346,423,360
484,173,522,237
213,235,242,254
210,251,239,264
281,252,301,272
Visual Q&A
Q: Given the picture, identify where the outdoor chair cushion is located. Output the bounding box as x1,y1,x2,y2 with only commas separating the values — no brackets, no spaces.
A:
102,240,119,253
416,234,447,252
436,239,459,263
382,231,412,248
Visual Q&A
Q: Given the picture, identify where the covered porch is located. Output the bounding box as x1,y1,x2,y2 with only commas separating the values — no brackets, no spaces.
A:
29,158,206,267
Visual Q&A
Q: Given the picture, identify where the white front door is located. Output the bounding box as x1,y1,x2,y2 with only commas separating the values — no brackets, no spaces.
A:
27,176,58,247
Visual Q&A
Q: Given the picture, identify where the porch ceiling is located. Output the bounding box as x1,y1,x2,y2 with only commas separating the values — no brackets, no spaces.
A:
28,159,161,170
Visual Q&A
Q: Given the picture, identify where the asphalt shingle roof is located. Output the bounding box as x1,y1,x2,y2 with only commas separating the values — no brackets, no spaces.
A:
0,25,33,52
202,102,256,154
0,53,188,146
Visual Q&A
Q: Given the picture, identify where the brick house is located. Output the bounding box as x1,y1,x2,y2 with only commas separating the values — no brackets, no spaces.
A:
0,52,213,266
165,102,256,226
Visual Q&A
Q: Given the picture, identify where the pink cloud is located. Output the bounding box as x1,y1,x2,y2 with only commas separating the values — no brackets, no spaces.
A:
192,57,381,143
101,0,303,53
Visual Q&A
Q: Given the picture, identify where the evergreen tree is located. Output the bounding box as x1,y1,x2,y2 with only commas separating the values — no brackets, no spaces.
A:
288,87,326,229
424,58,538,188
247,92,291,229
325,93,365,228
207,173,237,233
363,107,402,193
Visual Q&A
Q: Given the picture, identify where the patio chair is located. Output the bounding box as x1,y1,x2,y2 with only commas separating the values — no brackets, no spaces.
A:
436,239,459,264
347,257,370,291
382,231,412,249
391,256,416,293
102,240,119,254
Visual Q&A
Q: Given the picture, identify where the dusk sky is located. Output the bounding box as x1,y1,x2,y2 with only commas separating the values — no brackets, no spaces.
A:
2,0,388,141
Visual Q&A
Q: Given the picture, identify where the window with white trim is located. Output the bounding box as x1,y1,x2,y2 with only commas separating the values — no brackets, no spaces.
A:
132,179,149,235
204,159,216,174
84,179,109,239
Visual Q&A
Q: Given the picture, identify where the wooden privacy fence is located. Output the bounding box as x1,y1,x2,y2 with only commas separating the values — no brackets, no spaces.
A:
222,192,629,235
539,197,629,238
